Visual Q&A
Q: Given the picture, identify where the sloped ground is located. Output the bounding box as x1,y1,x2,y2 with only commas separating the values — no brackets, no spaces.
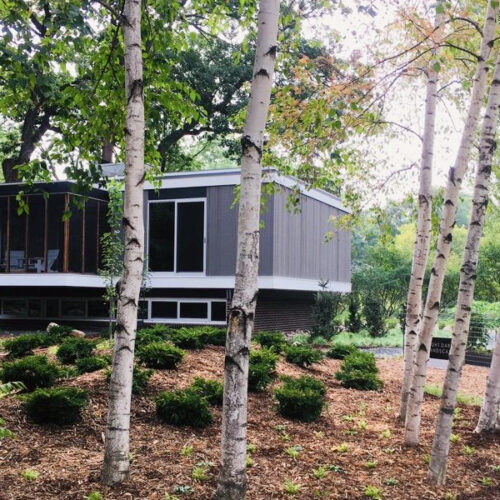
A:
0,346,499,499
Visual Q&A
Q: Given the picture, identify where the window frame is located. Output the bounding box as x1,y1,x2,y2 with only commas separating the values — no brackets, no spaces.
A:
147,197,207,275
148,298,226,325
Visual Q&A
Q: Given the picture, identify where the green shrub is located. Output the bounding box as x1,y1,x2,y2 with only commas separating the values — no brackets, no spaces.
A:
364,295,387,337
156,388,213,428
248,348,279,392
285,345,322,368
168,328,205,350
348,294,363,333
199,327,227,346
274,375,326,422
137,341,185,369
311,291,344,338
46,325,74,344
326,344,359,360
132,366,154,394
76,356,110,374
56,338,94,364
0,355,60,391
3,334,46,358
135,326,170,348
254,331,287,352
335,351,383,390
24,387,88,425
191,377,224,405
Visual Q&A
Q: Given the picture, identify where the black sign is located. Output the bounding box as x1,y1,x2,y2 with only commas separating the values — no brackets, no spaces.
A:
430,337,451,360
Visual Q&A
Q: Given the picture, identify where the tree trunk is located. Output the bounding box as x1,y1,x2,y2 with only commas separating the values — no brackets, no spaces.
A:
215,1,279,498
399,4,443,422
475,334,500,433
101,0,145,486
428,48,500,483
404,0,499,446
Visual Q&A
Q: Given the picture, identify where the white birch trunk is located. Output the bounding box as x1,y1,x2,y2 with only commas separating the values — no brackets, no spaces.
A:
475,334,500,433
399,4,443,422
101,0,145,485
215,1,279,498
427,51,500,484
404,1,499,446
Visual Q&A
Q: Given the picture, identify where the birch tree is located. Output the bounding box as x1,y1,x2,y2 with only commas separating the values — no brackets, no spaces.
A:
101,0,145,485
428,48,500,483
474,334,500,433
404,0,499,446
399,2,444,422
215,1,279,498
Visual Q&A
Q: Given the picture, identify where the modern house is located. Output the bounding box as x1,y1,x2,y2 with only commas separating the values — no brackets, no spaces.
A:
0,168,351,332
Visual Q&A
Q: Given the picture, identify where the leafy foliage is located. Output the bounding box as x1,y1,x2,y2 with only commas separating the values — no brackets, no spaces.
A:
326,343,359,360
135,325,171,348
335,351,383,391
190,377,224,406
132,366,154,395
253,331,287,352
24,387,88,425
248,348,279,392
56,338,94,364
168,328,206,350
284,345,322,368
137,341,185,369
75,356,110,374
0,355,60,391
311,291,344,338
199,327,227,346
274,375,326,422
363,295,387,337
3,333,46,358
46,325,74,344
156,388,213,428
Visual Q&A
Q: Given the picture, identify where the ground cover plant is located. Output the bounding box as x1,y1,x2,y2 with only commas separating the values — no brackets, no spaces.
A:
156,388,213,428
253,331,287,352
24,387,89,425
284,345,323,368
0,355,60,391
248,348,279,392
326,343,359,360
190,377,224,405
56,338,94,364
76,356,110,374
335,351,383,390
137,341,185,369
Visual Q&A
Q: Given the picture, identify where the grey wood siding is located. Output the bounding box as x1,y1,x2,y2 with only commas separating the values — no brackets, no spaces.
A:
272,188,350,283
206,185,274,276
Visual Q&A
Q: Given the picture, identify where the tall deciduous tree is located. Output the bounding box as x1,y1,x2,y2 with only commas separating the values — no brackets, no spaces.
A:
428,47,500,483
399,3,444,422
404,0,499,446
215,1,279,498
101,0,145,485
474,334,500,433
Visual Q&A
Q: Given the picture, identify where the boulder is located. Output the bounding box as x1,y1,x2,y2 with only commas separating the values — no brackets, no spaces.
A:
70,329,86,338
46,322,59,332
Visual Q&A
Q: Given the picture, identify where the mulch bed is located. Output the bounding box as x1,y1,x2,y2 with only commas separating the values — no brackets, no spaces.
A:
1,346,499,499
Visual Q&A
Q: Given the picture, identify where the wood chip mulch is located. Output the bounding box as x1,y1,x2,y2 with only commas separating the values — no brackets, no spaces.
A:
0,347,499,499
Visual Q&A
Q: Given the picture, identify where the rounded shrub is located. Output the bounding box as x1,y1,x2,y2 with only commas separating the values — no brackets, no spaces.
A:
335,351,383,390
76,356,110,374
46,325,74,344
56,338,94,364
0,355,60,391
274,375,326,422
284,345,322,368
156,388,213,428
199,327,227,346
191,377,224,405
137,341,185,369
254,331,287,353
132,366,154,394
24,387,88,425
3,333,46,358
135,325,170,348
248,348,279,392
168,328,205,350
326,344,359,360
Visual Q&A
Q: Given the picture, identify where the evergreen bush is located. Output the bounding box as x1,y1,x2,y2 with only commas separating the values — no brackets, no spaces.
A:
284,345,322,367
326,344,359,360
156,388,213,428
274,375,326,422
46,325,74,344
3,334,46,358
135,325,170,348
24,387,88,425
335,351,383,390
253,331,287,352
347,294,363,333
168,327,205,349
137,341,185,369
0,355,60,391
191,377,224,405
75,356,110,374
56,338,94,364
132,366,154,394
311,291,344,338
248,348,279,392
363,295,387,337
199,327,227,346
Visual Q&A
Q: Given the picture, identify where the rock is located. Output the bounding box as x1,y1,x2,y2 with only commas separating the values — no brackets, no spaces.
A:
70,329,86,338
46,322,59,332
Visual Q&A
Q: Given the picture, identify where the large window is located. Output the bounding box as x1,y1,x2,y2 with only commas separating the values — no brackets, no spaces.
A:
148,200,205,273
150,299,226,323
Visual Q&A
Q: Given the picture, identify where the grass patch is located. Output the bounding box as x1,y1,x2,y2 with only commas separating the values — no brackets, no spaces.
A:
332,327,403,348
424,384,482,406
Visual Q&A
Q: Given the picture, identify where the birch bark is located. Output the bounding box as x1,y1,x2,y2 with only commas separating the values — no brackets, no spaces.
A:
101,0,145,485
215,1,279,498
428,49,500,483
399,3,443,422
475,334,500,433
404,1,499,446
